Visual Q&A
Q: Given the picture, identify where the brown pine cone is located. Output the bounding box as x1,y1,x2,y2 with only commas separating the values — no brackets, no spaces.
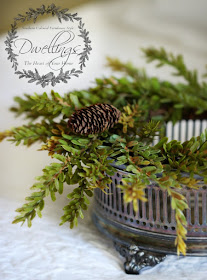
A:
68,104,121,135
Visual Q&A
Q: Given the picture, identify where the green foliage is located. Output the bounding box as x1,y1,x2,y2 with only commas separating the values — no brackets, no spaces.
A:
118,103,141,133
60,183,93,229
142,47,200,88
1,46,207,256
105,48,207,122
118,176,147,212
138,120,161,144
106,57,146,79
10,90,100,120
7,121,52,146
13,158,70,227
157,130,207,178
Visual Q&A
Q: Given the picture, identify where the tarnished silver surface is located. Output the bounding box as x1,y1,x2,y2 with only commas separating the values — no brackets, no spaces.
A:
92,120,207,272
94,120,207,238
94,171,207,237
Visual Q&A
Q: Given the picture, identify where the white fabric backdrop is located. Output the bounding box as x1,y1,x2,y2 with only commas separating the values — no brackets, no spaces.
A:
0,1,207,279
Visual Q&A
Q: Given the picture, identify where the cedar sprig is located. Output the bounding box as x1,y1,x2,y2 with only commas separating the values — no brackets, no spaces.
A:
10,91,73,120
106,47,207,118
13,156,70,227
155,130,207,179
142,47,200,88
138,120,161,144
0,121,52,146
10,90,101,121
170,190,188,256
60,183,93,229
106,57,146,79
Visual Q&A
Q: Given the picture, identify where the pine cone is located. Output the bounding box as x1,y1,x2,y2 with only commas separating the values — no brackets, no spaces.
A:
68,104,121,135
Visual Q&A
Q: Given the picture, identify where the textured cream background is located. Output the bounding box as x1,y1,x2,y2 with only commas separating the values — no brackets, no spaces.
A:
0,0,207,279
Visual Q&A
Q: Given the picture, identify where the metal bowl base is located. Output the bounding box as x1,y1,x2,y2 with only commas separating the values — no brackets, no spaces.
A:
92,206,207,274
92,210,166,274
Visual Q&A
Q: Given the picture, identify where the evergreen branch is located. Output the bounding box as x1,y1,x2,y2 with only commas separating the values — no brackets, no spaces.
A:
173,196,188,256
138,120,161,144
0,130,13,142
159,85,207,111
156,176,188,256
10,90,101,121
0,121,53,146
60,182,93,228
106,57,146,79
10,91,72,120
142,47,200,88
10,94,39,119
13,157,70,227
12,190,45,227
155,130,207,177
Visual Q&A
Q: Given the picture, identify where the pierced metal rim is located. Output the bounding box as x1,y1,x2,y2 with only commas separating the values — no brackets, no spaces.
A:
92,209,207,256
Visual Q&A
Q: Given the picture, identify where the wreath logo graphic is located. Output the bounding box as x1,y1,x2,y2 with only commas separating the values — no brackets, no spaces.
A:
5,4,92,87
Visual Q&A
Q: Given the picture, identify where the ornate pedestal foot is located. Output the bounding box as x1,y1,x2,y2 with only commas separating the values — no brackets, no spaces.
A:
114,242,166,274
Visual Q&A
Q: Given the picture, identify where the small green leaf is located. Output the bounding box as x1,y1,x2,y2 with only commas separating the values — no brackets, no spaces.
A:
27,216,32,228
53,154,66,162
84,189,93,197
59,182,63,194
36,207,42,218
84,196,90,204
70,94,80,108
79,209,84,219
50,191,56,201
